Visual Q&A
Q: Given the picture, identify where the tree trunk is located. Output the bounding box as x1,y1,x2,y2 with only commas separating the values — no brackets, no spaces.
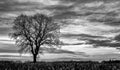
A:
33,54,37,63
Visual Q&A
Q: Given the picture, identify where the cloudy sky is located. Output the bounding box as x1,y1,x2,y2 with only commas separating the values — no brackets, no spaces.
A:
0,0,120,61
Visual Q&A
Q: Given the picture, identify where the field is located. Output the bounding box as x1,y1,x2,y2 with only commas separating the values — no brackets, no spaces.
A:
0,60,120,70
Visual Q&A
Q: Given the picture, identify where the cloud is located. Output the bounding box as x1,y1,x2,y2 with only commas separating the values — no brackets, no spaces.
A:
0,27,12,36
44,4,73,11
0,48,17,53
62,33,120,48
40,47,86,55
88,13,120,26
62,43,84,45
86,39,120,47
43,2,105,20
44,4,80,20
0,43,18,53
114,34,120,41
52,11,101,20
84,2,120,26
0,0,51,20
53,11,81,20
15,0,59,5
66,33,120,48
84,1,104,7
0,0,42,12
60,0,120,4
46,0,120,49
59,0,100,4
62,33,104,38
0,0,120,58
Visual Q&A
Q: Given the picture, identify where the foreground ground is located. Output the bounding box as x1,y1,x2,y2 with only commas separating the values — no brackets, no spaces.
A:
0,60,120,70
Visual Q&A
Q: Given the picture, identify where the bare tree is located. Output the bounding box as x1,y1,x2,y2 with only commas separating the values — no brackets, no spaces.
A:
10,14,61,63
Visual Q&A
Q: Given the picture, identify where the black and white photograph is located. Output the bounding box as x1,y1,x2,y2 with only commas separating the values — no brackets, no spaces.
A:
0,0,120,70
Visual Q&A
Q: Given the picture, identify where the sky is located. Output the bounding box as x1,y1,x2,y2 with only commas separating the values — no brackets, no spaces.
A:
0,0,120,61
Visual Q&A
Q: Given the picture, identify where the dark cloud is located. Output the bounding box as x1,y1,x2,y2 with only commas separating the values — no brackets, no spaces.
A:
57,40,84,45
60,0,98,3
105,19,120,26
72,33,120,47
104,11,118,17
44,5,73,11
89,17,120,26
0,27,12,36
0,18,14,26
114,34,120,41
44,5,77,19
0,0,43,13
62,33,116,46
0,17,13,21
0,43,18,53
0,48,18,53
53,11,81,19
88,11,118,16
62,43,84,45
53,11,102,20
60,0,120,3
44,4,106,20
62,33,104,38
86,39,120,47
88,11,120,26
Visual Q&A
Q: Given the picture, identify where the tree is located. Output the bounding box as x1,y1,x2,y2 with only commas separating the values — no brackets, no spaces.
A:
10,14,61,63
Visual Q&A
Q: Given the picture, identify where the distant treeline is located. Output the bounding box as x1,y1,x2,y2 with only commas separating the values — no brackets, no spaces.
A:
0,60,120,70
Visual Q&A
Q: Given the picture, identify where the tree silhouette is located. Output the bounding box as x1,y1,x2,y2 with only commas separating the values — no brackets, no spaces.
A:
10,14,61,63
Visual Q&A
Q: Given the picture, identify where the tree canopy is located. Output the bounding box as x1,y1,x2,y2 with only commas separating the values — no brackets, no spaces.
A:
10,13,61,62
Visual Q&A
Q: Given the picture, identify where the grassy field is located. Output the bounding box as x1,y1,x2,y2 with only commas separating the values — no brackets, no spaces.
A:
0,60,120,70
